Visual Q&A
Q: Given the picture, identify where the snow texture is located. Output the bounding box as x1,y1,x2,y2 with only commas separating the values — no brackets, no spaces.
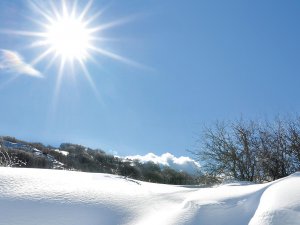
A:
0,167,299,225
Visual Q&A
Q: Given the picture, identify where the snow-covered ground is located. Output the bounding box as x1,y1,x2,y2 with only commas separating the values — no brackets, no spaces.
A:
0,168,299,225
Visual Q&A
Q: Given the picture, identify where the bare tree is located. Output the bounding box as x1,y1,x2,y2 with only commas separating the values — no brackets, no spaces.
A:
0,147,26,167
195,116,300,183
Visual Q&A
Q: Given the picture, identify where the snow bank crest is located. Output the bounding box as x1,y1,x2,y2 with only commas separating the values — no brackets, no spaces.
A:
0,168,299,225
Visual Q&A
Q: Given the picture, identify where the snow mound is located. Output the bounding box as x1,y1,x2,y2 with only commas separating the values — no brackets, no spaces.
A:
249,173,300,225
0,167,299,225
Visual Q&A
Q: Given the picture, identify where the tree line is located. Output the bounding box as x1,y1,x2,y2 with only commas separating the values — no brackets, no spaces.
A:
195,116,300,183
0,138,198,185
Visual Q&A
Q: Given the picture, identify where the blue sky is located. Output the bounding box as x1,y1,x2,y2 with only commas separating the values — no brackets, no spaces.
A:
0,0,300,157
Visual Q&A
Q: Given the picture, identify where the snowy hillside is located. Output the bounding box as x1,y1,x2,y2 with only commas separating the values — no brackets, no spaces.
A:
0,168,299,225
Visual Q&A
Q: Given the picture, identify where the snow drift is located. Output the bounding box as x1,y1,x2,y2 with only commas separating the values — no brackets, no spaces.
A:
0,167,299,225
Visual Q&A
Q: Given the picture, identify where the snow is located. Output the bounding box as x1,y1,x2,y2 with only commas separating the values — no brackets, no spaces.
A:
54,149,69,156
0,167,299,225
125,152,200,174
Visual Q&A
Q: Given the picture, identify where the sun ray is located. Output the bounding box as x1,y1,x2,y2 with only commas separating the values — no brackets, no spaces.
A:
1,0,146,105
52,57,66,109
87,17,134,34
79,59,96,91
1,0,142,70
25,16,49,29
50,1,62,20
79,0,93,21
31,48,54,66
71,0,78,18
19,40,48,51
28,40,50,49
78,58,104,104
84,5,110,26
45,54,59,72
89,36,119,42
0,29,47,37
62,0,68,18
29,1,55,24
84,10,103,26
86,54,98,65
89,46,143,68
69,59,75,79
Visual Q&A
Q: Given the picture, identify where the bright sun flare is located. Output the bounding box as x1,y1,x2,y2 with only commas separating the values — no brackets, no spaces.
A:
46,16,90,61
5,0,140,69
1,0,141,104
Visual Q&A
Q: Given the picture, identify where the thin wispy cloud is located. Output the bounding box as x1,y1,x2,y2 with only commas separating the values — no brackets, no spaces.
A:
125,152,201,174
0,49,42,78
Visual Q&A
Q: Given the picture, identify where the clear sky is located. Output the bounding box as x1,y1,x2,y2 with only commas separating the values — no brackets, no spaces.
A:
0,0,299,157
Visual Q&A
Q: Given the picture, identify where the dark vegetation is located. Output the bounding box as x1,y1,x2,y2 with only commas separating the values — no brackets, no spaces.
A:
3,115,298,186
0,136,198,185
195,116,300,183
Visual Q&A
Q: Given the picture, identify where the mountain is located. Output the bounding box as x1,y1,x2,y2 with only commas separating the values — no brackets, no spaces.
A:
0,136,199,185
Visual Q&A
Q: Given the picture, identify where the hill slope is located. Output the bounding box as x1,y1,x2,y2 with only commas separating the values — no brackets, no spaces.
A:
0,137,198,185
0,168,299,225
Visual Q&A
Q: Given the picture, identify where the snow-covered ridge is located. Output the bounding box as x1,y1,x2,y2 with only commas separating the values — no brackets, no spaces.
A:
0,167,299,225
125,152,200,174
0,138,199,179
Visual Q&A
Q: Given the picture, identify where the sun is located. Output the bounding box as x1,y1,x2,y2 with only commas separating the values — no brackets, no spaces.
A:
1,0,141,70
0,0,142,104
30,0,100,66
45,16,91,61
